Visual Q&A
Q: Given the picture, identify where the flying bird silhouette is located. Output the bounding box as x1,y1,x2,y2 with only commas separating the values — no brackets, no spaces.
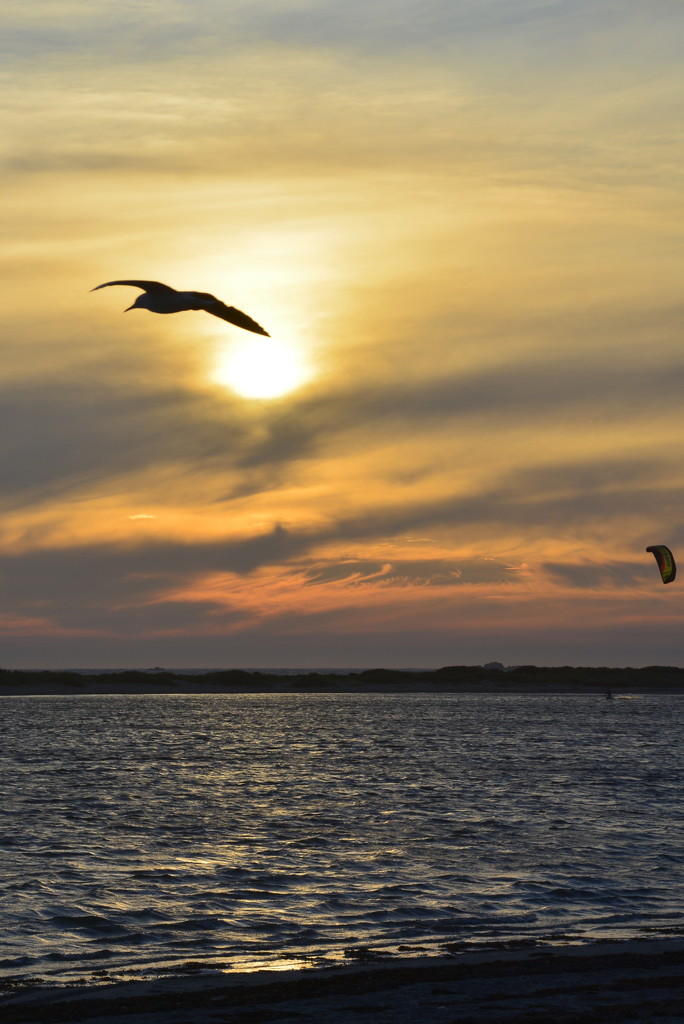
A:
92,280,270,336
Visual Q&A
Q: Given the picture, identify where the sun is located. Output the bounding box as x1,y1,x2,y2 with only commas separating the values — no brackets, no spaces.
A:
212,337,310,399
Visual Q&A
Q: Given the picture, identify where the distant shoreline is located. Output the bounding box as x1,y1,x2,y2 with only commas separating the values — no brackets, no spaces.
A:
2,665,684,695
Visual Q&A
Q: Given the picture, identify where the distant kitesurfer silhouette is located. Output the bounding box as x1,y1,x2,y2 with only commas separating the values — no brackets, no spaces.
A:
92,280,270,336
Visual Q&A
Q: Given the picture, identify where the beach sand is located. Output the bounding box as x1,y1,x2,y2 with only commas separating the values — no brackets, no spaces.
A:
2,938,684,1023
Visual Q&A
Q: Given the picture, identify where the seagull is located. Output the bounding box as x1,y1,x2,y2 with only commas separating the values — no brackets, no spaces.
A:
92,280,270,336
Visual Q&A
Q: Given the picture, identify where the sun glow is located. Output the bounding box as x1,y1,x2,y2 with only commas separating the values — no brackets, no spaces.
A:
212,337,310,399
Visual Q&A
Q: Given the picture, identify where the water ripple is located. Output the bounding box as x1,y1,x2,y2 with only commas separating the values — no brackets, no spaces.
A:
1,692,684,985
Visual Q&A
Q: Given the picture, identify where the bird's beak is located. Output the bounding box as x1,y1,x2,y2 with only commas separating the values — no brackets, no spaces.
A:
124,304,135,312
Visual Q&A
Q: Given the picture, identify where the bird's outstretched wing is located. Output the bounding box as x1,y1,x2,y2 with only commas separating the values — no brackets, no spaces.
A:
203,299,270,336
91,280,177,295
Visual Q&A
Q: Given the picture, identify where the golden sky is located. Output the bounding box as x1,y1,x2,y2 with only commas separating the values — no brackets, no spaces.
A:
2,1,683,667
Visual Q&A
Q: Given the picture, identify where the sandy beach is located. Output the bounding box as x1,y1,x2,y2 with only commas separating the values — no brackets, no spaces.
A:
2,938,684,1024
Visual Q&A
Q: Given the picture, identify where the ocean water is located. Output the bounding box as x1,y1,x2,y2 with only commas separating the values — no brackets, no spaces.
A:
1,692,683,987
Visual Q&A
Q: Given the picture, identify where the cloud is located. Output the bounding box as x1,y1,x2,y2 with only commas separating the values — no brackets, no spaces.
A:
4,0,681,190
543,559,652,590
299,556,523,587
5,1,672,70
2,296,684,555
0,524,298,630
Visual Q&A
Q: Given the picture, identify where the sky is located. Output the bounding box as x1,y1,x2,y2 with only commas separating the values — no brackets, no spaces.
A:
1,0,683,669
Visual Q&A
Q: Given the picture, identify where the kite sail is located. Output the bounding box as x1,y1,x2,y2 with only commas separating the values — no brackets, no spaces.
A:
646,544,676,584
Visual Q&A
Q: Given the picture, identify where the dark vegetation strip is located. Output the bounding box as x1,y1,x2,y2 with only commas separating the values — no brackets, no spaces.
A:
2,665,684,691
